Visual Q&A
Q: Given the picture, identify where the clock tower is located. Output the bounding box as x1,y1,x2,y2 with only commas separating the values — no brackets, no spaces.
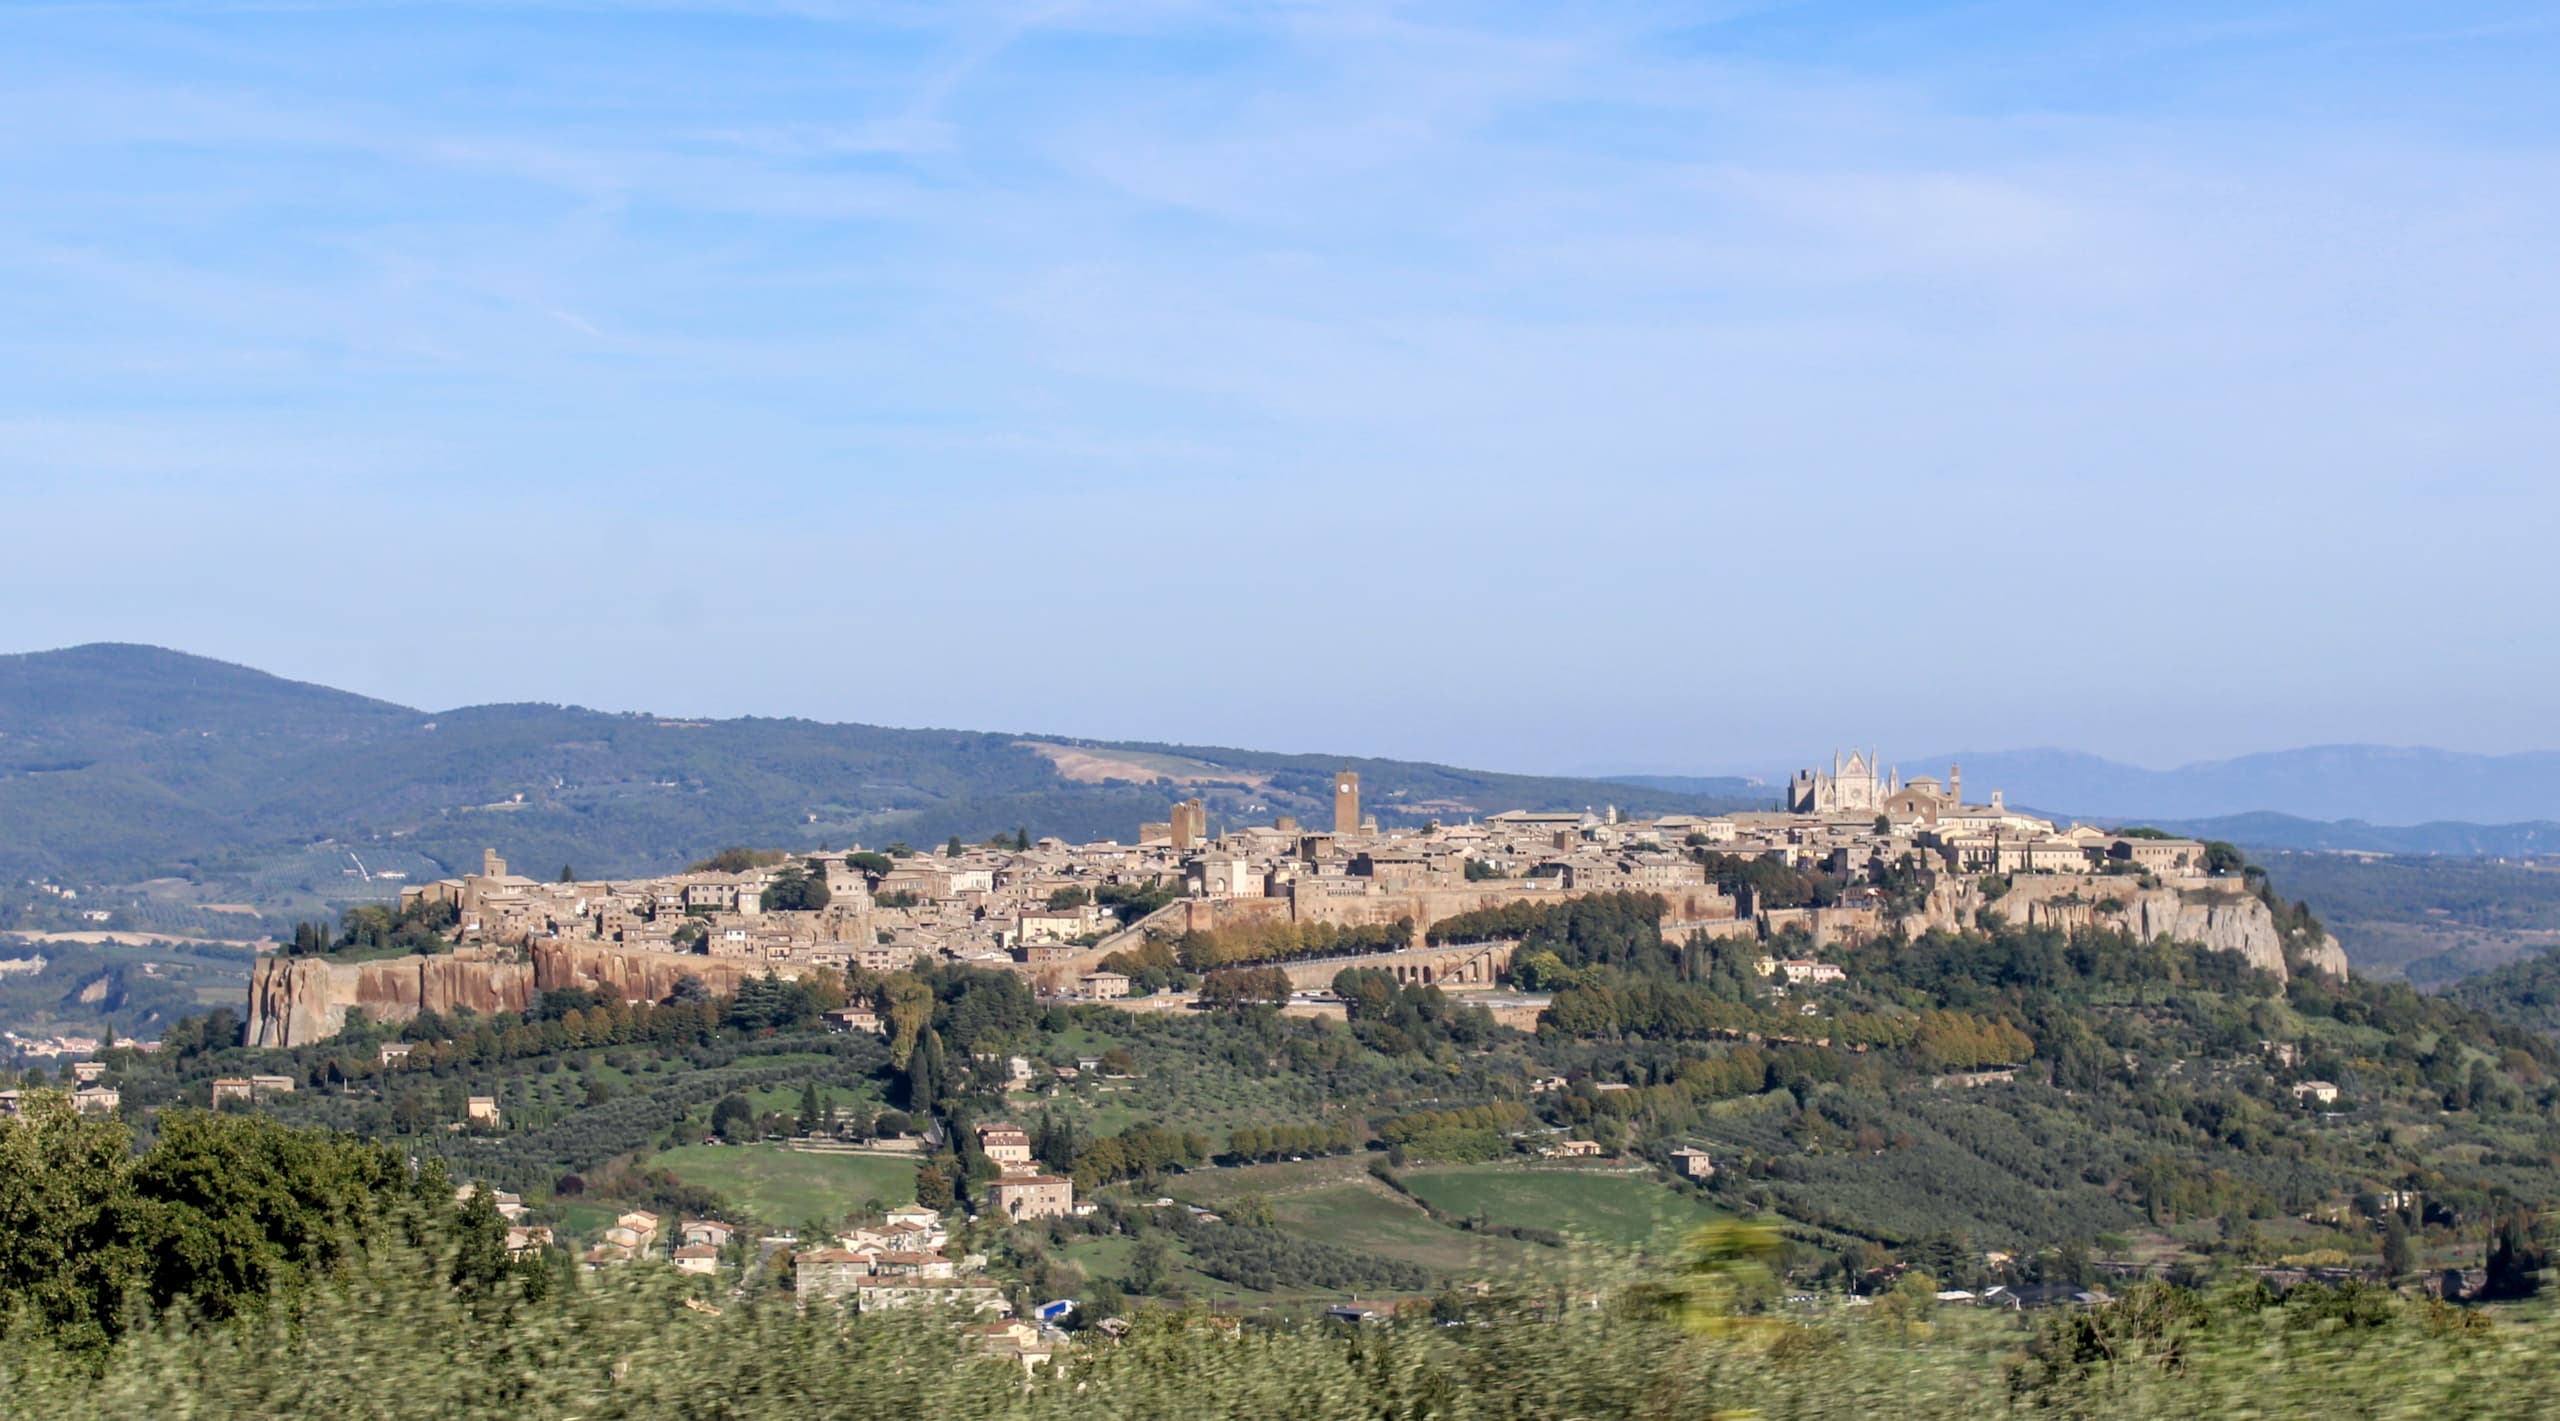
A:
1332,771,1361,837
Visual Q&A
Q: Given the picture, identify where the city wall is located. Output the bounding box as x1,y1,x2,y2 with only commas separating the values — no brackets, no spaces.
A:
1270,938,1518,991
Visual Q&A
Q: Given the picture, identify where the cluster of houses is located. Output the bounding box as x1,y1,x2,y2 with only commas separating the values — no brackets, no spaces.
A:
973,1121,1078,1220
1759,956,1847,986
757,1126,1081,1364
0,1025,127,1059
791,1198,1077,1370
456,1184,556,1259
568,1209,741,1273
211,1072,298,1105
0,1058,120,1117
788,1203,992,1307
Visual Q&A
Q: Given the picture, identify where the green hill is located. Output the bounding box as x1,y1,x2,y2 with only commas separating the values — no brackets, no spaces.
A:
16,870,2560,1411
2448,946,2560,1038
0,644,1763,920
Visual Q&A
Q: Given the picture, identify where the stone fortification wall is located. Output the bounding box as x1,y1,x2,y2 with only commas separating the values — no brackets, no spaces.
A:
245,942,788,1047
1020,882,1727,993
1271,939,1518,991
1756,905,1884,948
1281,881,1735,941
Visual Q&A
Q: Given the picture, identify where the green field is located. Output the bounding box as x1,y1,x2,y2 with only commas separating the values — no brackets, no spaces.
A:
1054,1234,1280,1308
732,1075,882,1120
652,1145,916,1227
1169,1157,1713,1257
1161,1157,1551,1282
554,1201,621,1239
1402,1165,1720,1251
1270,1182,1545,1278
1162,1154,1375,1205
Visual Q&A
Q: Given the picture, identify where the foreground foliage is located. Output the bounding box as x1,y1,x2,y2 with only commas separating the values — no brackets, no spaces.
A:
6,1233,2560,1420
10,1088,2560,1419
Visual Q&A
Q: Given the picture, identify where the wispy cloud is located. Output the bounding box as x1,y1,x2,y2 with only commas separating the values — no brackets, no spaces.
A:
2,1,2556,766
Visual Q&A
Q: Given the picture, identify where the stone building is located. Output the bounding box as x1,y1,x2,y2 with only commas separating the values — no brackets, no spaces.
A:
1077,970,1131,1000
673,1245,720,1275
1789,749,1894,815
978,1123,1035,1170
2111,836,2206,874
1187,853,1260,899
991,1174,1075,1221
794,1247,871,1303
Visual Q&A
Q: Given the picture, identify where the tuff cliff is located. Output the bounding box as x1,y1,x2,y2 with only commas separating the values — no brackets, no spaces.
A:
245,942,785,1047
1890,876,2349,983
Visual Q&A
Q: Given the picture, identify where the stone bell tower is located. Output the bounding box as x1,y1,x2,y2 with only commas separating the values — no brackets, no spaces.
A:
1332,771,1361,837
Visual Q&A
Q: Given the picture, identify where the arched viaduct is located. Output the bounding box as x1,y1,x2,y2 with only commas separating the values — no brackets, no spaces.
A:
1274,939,1518,992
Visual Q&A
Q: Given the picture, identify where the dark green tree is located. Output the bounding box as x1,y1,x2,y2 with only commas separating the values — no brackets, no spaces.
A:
1128,1237,1171,1296
450,1185,512,1297
2484,1211,2548,1300
2381,1217,2414,1278
1033,1109,1079,1173
0,1093,145,1352
914,1164,954,1211
760,865,831,912
711,1094,757,1143
132,1110,409,1326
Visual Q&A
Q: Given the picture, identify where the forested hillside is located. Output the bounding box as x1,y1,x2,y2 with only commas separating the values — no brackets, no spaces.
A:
2451,949,2560,1040
0,644,1761,920
14,883,2560,1419
2257,852,2560,984
36,876,2560,1297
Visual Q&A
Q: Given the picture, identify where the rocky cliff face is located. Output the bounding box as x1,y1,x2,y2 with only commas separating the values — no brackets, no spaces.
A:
528,940,776,1010
2296,931,2351,980
245,943,784,1047
1891,876,2348,983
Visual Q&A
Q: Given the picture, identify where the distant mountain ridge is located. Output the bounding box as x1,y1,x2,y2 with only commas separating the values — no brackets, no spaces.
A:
13,642,2555,933
1597,773,1770,803
0,644,1765,916
2138,813,2560,858
1627,746,2560,856
1911,745,2560,827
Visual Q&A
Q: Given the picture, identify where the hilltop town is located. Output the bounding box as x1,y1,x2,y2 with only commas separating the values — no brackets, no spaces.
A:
9,747,2537,1385
403,753,2255,969
242,751,2341,1053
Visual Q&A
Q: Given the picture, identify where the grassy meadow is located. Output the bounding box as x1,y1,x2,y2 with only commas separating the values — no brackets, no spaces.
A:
652,1143,915,1225
1403,1162,1724,1251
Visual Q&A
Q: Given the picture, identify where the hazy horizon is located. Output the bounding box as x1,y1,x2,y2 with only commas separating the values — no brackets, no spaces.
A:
17,640,2560,793
6,3,2556,773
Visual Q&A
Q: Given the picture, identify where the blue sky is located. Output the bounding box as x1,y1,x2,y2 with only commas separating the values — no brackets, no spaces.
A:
4,1,2556,776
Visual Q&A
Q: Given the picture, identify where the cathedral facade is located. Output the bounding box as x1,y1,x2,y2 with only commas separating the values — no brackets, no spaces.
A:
1789,749,1894,815
1791,750,1969,819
